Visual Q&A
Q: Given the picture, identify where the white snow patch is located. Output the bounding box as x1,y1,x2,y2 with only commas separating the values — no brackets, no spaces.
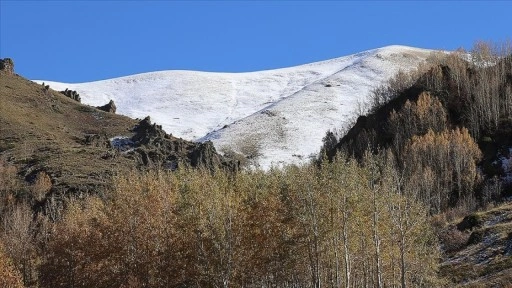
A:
35,45,434,169
110,136,135,153
496,148,512,183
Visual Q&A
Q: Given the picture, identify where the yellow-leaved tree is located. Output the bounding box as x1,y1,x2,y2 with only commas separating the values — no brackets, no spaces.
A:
0,240,23,288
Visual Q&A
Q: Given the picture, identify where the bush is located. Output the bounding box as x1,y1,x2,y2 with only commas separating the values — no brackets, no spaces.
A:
439,226,470,253
467,230,485,246
0,242,23,288
457,213,483,231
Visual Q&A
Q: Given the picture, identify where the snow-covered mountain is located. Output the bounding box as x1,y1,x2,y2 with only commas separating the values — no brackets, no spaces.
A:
36,45,434,169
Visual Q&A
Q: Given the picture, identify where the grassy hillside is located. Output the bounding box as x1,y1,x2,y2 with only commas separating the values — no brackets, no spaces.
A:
0,67,236,213
1,69,136,193
439,201,512,287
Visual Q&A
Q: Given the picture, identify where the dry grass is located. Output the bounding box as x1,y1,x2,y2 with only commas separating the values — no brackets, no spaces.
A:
440,202,512,286
0,71,138,197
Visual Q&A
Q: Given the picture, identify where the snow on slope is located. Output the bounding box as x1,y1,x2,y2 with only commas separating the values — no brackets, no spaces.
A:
36,45,433,169
201,46,433,168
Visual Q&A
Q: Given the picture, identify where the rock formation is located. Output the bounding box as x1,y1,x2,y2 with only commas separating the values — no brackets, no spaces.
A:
96,100,117,113
128,116,239,171
0,58,14,74
60,88,81,102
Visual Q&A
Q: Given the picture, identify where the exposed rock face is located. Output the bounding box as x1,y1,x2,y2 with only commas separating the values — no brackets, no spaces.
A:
189,141,221,168
127,116,238,171
0,58,14,74
96,100,117,113
131,116,168,145
60,88,81,102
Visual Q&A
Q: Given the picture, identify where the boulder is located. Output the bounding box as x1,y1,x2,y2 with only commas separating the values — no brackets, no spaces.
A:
96,100,117,113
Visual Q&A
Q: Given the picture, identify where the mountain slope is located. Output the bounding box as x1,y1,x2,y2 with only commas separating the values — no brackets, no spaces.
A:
440,201,512,287
0,69,234,203
36,45,433,168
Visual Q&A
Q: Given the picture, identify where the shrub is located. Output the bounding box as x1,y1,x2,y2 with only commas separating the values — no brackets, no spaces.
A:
439,226,470,253
0,241,23,288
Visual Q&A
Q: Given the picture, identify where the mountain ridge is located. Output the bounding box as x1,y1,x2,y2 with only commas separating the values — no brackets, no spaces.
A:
35,45,434,168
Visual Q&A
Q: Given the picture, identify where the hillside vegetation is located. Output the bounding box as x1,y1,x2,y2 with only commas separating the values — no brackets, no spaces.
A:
439,201,512,287
0,69,236,206
326,42,512,212
3,157,440,287
1,42,512,287
322,41,512,286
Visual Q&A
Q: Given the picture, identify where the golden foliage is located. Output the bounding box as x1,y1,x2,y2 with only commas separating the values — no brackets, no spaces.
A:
1,203,38,286
40,160,440,287
31,171,52,202
405,128,482,213
0,241,23,288
389,92,447,156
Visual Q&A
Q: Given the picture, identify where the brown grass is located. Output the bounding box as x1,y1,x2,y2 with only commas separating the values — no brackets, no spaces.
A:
440,202,512,286
0,71,138,198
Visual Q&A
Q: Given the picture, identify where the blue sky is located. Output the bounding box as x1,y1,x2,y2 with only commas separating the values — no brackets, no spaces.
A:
1,1,511,83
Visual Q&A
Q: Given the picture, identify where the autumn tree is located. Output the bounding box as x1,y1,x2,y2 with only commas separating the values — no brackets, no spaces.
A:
39,197,110,287
0,240,23,288
30,171,52,203
1,203,37,286
404,128,481,213
389,92,447,157
39,162,440,287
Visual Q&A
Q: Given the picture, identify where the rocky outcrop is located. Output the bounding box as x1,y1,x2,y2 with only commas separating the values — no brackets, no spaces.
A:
131,116,168,145
60,88,81,102
127,116,238,171
0,58,14,74
188,141,220,167
96,100,116,113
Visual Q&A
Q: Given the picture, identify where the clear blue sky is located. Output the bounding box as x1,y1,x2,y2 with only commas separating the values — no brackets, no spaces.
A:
1,1,510,83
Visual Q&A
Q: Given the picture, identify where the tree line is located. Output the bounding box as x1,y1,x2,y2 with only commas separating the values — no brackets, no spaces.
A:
328,41,512,215
1,155,440,287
